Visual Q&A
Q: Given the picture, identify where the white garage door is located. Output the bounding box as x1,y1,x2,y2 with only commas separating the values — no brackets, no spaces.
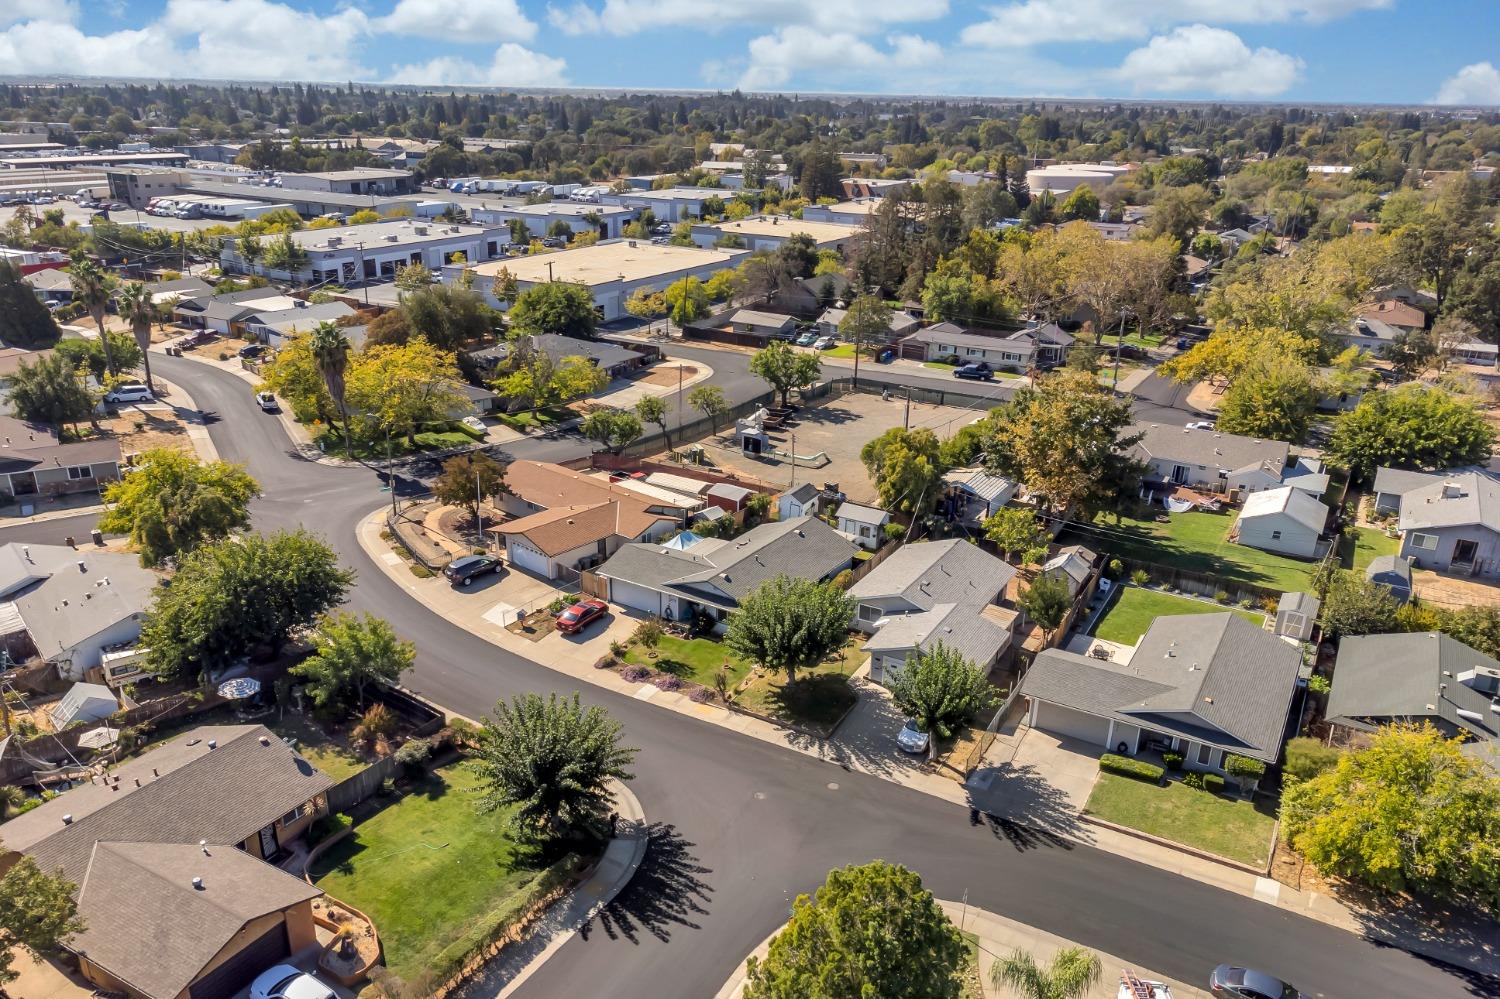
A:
508,541,552,578
609,580,662,616
1035,702,1112,747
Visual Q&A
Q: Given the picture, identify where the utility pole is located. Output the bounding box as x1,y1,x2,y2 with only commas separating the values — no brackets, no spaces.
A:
677,362,684,426
904,387,911,429
386,426,397,518
0,651,12,738
789,431,796,486
852,327,861,389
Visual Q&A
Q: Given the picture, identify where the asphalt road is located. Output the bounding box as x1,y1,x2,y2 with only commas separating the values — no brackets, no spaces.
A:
6,353,1489,999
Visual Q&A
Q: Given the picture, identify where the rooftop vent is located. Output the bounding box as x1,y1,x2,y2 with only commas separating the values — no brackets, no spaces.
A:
206,739,217,750
76,560,86,572
200,840,209,854
192,876,204,891
62,814,73,825
259,735,270,746
1442,481,1464,498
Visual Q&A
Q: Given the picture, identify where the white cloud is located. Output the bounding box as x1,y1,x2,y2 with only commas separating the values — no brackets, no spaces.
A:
378,0,537,43
1114,25,1302,97
157,0,372,79
0,0,78,28
0,21,172,76
1434,62,1500,107
962,0,1388,48
550,0,947,37
387,45,569,87
733,27,942,91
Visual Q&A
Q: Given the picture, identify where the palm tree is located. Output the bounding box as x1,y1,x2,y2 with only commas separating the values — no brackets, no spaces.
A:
118,281,156,395
309,320,352,459
992,947,1102,999
69,254,117,376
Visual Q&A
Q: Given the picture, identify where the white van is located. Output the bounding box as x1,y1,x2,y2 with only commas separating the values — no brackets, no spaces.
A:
104,384,153,405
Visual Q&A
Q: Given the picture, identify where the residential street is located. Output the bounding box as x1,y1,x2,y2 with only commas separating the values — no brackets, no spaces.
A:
3,351,1490,999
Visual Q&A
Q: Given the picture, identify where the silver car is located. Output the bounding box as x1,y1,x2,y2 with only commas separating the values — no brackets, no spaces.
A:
896,719,930,754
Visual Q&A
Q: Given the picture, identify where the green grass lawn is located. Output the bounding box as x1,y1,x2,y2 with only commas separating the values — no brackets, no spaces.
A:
311,765,557,986
735,639,865,735
1062,509,1319,594
495,405,574,432
1341,525,1400,573
1085,772,1276,867
1091,587,1263,646
313,425,479,459
622,635,754,689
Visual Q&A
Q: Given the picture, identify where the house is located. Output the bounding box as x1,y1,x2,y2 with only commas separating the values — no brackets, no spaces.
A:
0,724,334,999
470,333,649,381
1338,316,1403,355
1021,612,1300,769
22,266,73,303
1274,592,1319,642
941,467,1018,526
0,416,122,503
1370,465,1483,516
1398,472,1500,578
691,216,859,254
778,482,820,520
1314,366,1372,412
849,539,1017,683
47,680,118,729
223,219,510,285
727,309,797,339
172,287,298,333
243,300,357,346
815,307,918,343
1234,486,1328,558
1041,545,1096,597
799,199,882,226
899,322,1071,371
1356,299,1425,334
1326,633,1500,748
1130,423,1291,495
596,515,857,623
768,272,852,316
1365,554,1413,603
489,461,682,579
840,177,911,199
145,275,215,305
835,502,890,550
1182,254,1212,283
1448,340,1499,369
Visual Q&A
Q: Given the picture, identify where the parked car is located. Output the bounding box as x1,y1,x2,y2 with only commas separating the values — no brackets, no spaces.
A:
255,391,279,412
104,384,153,404
650,223,673,236
813,336,837,350
249,965,335,999
461,415,488,435
875,348,895,363
555,598,609,635
953,362,994,382
1186,420,1215,431
896,719,930,754
1209,965,1302,999
238,343,266,359
795,331,818,347
444,554,505,587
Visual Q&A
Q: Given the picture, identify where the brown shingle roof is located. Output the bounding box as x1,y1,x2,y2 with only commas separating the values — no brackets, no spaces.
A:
503,461,674,539
493,502,622,556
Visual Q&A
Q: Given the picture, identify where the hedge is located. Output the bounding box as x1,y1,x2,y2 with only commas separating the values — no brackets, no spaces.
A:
1100,753,1164,783
1203,773,1226,794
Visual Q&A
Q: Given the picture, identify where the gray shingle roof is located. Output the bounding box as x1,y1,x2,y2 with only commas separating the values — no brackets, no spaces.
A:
944,467,1016,504
835,502,888,526
903,327,1036,355
1131,423,1289,472
1373,466,1447,497
849,538,1015,610
1365,554,1413,599
1022,613,1301,762
863,602,1010,667
11,550,158,661
1327,633,1500,743
1238,485,1328,533
783,482,818,504
1398,472,1500,533
1277,591,1319,616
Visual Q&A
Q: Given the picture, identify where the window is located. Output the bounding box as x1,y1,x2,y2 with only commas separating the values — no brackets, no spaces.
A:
1195,743,1214,767
858,604,882,622
1409,533,1439,551
279,802,307,826
66,465,93,480
1270,530,1282,541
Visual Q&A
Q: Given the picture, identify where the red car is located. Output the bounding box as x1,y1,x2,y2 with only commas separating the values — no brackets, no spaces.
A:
555,598,609,635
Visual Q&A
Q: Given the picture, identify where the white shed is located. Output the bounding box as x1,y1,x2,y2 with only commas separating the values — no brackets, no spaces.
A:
48,681,118,730
1236,486,1326,558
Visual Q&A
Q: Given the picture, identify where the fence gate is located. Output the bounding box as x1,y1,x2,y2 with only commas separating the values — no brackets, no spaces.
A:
579,571,610,600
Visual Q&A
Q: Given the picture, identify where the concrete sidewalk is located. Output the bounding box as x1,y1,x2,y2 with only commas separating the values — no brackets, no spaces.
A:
713,899,1207,999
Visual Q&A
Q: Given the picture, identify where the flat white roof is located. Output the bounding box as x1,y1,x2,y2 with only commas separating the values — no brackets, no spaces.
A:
811,200,881,216
503,202,635,218
697,215,859,243
470,239,745,287
616,187,730,201
278,219,500,250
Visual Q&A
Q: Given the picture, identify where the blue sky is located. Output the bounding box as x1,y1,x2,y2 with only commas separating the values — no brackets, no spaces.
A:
2,0,1497,105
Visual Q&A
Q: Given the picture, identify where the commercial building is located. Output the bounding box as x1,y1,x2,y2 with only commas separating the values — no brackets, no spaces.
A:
453,239,748,321
277,167,417,196
221,219,509,284
689,215,859,253
1,150,188,170
800,199,882,226
470,201,639,241
1025,162,1136,197
598,186,735,223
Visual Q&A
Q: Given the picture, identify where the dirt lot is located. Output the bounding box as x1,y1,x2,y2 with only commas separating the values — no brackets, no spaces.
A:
697,391,982,505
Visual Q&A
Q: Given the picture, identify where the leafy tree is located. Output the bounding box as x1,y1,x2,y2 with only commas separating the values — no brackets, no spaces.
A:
887,642,997,761
1283,736,1343,784
688,384,728,432
1057,185,1101,222
68,253,117,375
580,407,641,453
1318,569,1399,639
1282,724,1500,910
983,507,1047,563
471,692,636,844
664,275,710,325
860,427,944,515
1019,573,1072,645
490,266,520,305
344,336,467,445
98,449,258,566
725,575,853,684
117,280,157,395
309,321,353,458
624,287,666,319
509,281,597,339
1214,361,1318,443
0,857,84,987
838,292,892,348
1326,384,1495,478
402,283,497,351
744,861,966,999
293,612,415,710
750,340,821,407
259,333,335,424
635,394,669,446
8,353,95,431
141,530,353,681
0,261,60,347
433,451,506,522
992,947,1102,999
54,330,141,385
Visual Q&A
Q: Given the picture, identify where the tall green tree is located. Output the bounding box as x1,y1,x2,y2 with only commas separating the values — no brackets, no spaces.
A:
1318,569,1400,639
141,530,353,681
117,280,157,395
8,354,95,432
471,692,637,844
1214,361,1318,443
838,292,893,349
1019,573,1072,646
508,281,597,340
750,340,821,407
0,261,60,348
98,449,258,567
983,507,1048,564
308,320,353,459
1326,384,1495,478
991,947,1102,999
580,407,641,453
887,642,996,761
860,427,944,515
664,275,709,325
68,253,117,376
1282,724,1500,910
744,861,966,999
433,451,506,523
688,384,728,432
54,331,142,384
293,612,415,710
344,336,467,445
402,283,498,350
725,575,853,684
0,857,84,987
635,394,670,446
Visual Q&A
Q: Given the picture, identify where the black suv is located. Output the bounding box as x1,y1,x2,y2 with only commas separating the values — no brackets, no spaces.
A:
443,554,505,587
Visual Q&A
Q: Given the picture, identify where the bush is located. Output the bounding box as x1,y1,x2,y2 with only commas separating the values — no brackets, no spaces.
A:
1130,569,1149,586
1283,737,1342,783
1213,589,1230,604
1107,558,1123,578
453,420,485,441
609,640,629,659
1162,750,1185,771
831,569,854,590
689,687,714,703
1223,753,1266,780
1100,753,1164,783
1181,771,1205,789
308,812,352,846
621,666,650,682
393,736,432,775
652,674,683,691
1306,673,1331,695
1203,773,1226,794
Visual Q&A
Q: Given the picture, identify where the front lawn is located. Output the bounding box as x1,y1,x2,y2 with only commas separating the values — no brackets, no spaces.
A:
313,426,478,460
311,765,574,987
734,639,865,735
1084,772,1276,867
1341,525,1400,573
1061,509,1318,594
622,635,754,689
1092,587,1263,646
495,405,573,432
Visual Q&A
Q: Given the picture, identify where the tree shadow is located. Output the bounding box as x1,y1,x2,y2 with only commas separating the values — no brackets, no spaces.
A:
579,823,713,945
964,760,1088,852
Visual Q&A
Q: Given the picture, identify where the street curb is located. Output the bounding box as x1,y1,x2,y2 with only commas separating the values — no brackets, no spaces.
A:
1078,812,1272,877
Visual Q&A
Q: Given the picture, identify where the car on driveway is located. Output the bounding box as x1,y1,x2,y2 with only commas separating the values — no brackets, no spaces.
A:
249,965,335,999
238,343,267,359
1209,964,1302,998
555,597,609,634
795,331,818,347
255,391,279,412
813,336,837,350
461,415,488,435
104,384,153,404
896,719,930,754
444,554,505,587
953,362,994,381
